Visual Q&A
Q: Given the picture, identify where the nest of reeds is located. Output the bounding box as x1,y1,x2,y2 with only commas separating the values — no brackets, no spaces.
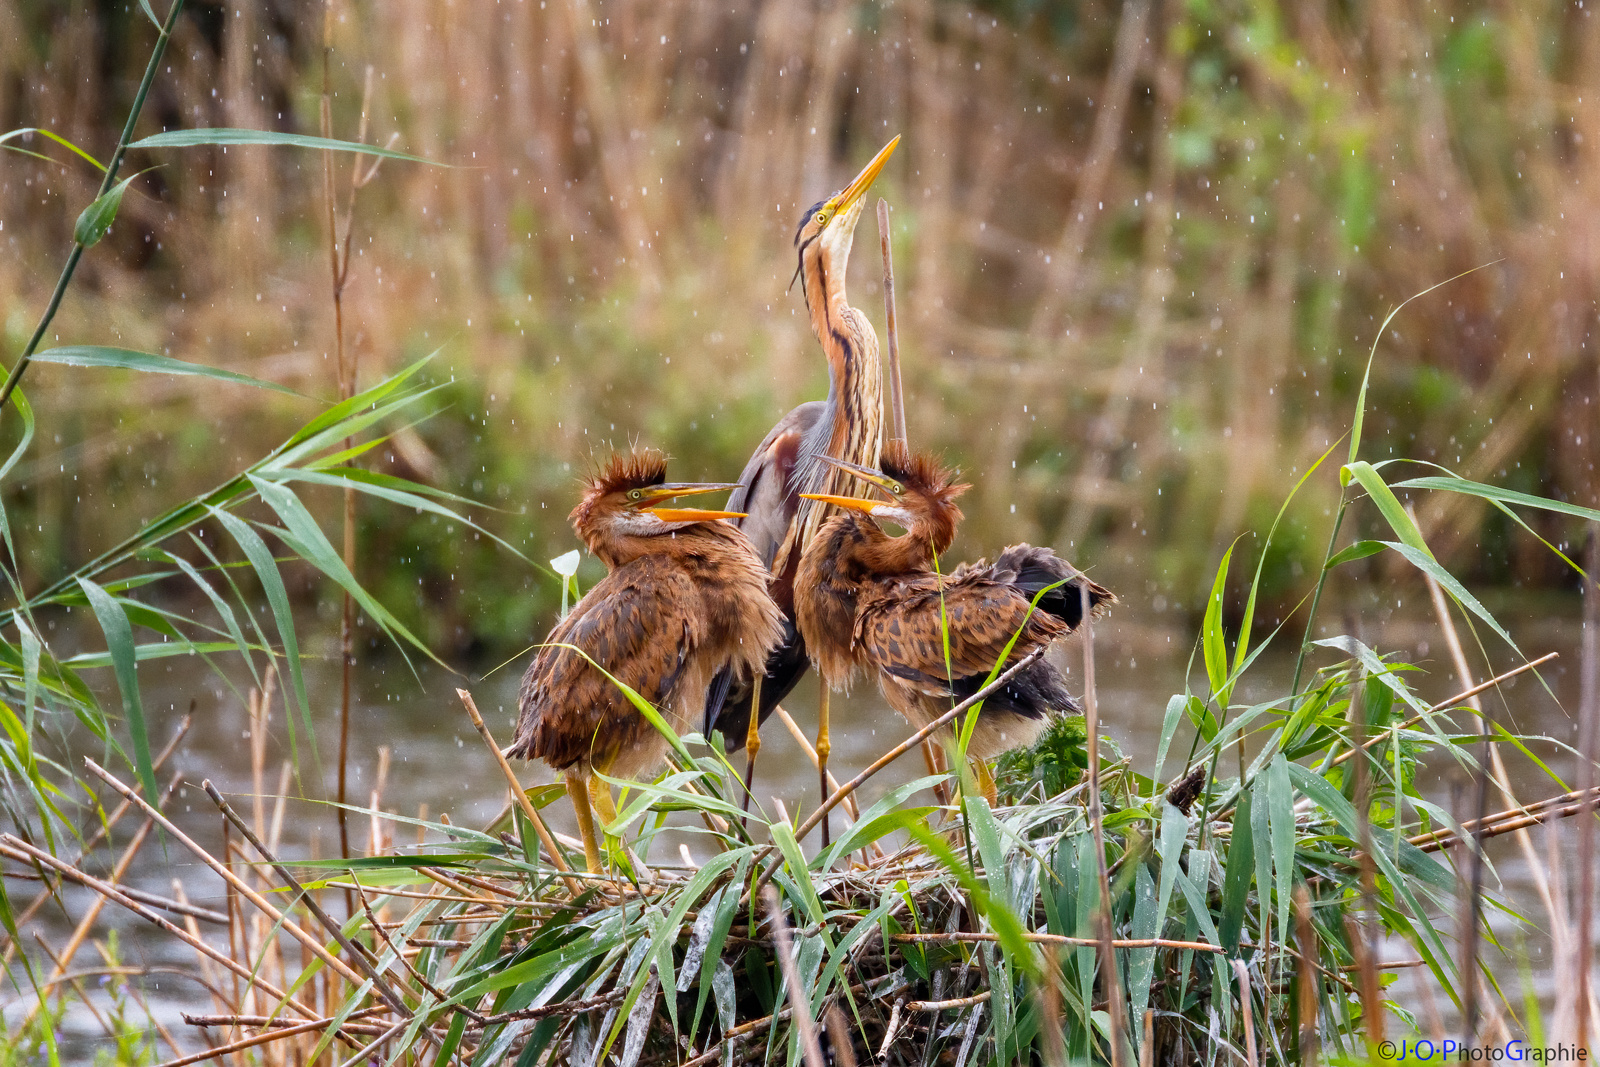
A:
4,633,1589,1066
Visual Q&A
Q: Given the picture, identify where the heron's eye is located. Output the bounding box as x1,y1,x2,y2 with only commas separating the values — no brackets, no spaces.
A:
627,489,642,501
814,210,828,225
891,483,904,495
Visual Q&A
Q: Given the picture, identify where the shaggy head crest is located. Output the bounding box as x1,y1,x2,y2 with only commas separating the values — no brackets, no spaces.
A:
585,450,669,497
878,442,969,503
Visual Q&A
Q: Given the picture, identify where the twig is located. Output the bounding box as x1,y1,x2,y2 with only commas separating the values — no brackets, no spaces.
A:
906,991,990,1012
1413,796,1600,854
0,714,191,966
203,778,412,1016
81,760,372,994
17,771,180,1033
457,687,579,894
773,703,862,821
890,931,1225,954
876,996,906,1061
0,835,324,1026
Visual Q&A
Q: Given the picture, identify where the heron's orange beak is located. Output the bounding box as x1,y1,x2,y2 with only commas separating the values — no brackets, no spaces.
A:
631,481,743,522
833,135,900,213
647,507,747,522
798,492,884,515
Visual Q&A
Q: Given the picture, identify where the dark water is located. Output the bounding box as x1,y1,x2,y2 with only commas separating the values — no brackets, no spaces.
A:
9,599,1590,1054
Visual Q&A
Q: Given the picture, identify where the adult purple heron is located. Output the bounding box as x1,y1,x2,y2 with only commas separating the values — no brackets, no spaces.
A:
705,135,900,827
509,451,784,872
796,444,1115,802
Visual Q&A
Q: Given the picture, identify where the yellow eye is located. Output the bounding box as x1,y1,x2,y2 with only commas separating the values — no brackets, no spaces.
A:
891,483,904,495
815,210,828,225
628,489,642,501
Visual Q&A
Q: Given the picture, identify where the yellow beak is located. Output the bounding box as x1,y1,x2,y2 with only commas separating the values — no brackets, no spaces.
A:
834,135,900,213
798,491,883,515
647,507,747,522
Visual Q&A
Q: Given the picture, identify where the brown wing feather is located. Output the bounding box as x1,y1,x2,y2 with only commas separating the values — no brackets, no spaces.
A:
854,571,1067,689
510,557,703,772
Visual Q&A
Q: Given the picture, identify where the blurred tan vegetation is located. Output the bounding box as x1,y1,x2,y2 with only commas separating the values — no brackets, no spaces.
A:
1,0,1596,654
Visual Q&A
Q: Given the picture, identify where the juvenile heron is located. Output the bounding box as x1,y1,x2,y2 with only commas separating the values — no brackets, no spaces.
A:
797,444,1115,802
509,451,784,872
706,135,901,828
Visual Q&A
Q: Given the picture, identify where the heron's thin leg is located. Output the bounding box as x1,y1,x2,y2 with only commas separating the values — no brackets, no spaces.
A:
740,675,764,820
816,685,831,850
566,769,602,874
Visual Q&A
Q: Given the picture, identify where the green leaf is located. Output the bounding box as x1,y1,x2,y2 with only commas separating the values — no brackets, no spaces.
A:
1394,474,1600,525
1218,787,1253,955
249,474,441,665
131,128,442,166
0,386,36,484
1153,694,1184,784
1323,540,1386,569
1266,755,1296,947
0,127,106,172
72,173,141,248
33,346,305,397
1342,461,1429,555
1203,544,1234,705
77,577,156,804
207,506,315,772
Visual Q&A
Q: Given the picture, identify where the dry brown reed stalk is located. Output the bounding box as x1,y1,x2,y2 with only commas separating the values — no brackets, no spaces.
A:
1292,883,1319,1066
878,197,906,447
1346,676,1385,1054
824,1003,858,1067
0,835,323,1027
14,770,182,1034
1419,564,1534,1040
202,779,412,1016
1081,585,1128,1067
764,884,826,1067
0,713,190,969
1409,787,1600,852
1576,529,1599,1048
1232,959,1259,1067
771,703,863,823
456,687,579,893
319,14,394,910
82,759,373,994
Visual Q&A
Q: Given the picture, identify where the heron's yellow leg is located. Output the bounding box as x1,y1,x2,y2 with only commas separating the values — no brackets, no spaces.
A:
566,770,602,874
816,686,832,849
588,774,620,858
971,758,998,806
740,675,764,817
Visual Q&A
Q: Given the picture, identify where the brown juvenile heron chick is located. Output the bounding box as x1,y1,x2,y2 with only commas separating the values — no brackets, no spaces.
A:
508,451,784,873
708,135,901,821
798,444,1115,803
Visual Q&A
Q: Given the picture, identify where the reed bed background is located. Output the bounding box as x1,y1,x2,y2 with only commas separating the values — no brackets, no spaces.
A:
0,0,1597,646
0,0,1598,1063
